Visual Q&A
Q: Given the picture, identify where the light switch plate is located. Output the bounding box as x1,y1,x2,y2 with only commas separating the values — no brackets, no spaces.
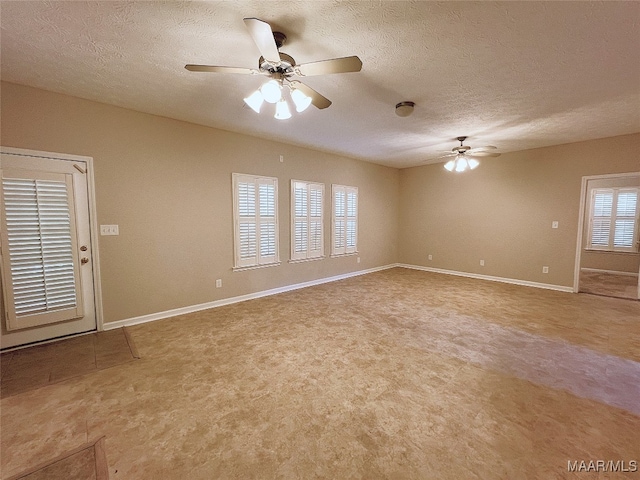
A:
552,221,559,229
100,225,119,236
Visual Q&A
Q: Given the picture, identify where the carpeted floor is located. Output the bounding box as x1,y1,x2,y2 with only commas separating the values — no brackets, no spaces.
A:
1,267,639,479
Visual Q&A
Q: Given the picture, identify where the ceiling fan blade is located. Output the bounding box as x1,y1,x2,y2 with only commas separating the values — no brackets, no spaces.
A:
185,65,257,75
243,18,281,64
468,145,498,152
296,56,363,76
292,82,332,109
470,151,501,157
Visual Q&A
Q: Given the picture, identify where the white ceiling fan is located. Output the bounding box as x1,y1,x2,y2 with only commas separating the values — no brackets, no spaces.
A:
441,136,501,172
185,18,363,119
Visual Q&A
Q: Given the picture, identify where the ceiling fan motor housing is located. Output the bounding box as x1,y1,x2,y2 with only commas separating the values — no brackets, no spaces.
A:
259,52,296,75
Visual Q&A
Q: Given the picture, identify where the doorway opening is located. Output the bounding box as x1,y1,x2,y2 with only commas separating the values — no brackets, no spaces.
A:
574,172,640,300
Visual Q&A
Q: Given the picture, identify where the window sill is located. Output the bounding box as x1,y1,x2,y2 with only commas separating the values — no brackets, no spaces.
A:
288,256,325,264
233,262,281,272
584,249,639,255
330,252,359,258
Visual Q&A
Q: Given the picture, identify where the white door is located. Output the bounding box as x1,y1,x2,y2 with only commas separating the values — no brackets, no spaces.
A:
0,150,97,349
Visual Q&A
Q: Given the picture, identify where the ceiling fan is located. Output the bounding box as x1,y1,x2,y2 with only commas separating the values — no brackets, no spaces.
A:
185,18,363,119
441,136,501,172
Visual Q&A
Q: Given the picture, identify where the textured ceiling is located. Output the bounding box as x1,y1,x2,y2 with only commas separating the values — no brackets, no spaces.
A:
1,1,639,168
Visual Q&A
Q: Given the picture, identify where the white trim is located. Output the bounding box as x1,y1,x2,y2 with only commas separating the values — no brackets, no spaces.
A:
398,263,574,293
574,171,640,293
0,147,104,333
288,256,325,264
330,252,359,258
232,261,281,272
103,264,398,330
580,268,639,277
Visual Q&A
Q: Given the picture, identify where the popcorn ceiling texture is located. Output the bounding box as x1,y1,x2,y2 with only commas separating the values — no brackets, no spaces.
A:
1,1,639,167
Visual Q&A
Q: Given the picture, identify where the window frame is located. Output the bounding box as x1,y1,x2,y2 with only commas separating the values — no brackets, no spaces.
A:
331,184,358,257
232,173,280,270
586,187,639,253
290,179,325,262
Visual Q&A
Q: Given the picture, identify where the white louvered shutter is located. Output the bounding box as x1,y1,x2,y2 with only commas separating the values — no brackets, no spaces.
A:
291,180,324,261
236,179,258,267
233,174,279,269
590,190,613,248
332,185,358,256
588,188,639,252
309,183,324,258
346,189,358,253
614,190,638,249
258,180,277,264
1,171,84,330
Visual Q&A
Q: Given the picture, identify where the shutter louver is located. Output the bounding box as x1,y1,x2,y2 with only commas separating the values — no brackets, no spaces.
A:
2,174,82,328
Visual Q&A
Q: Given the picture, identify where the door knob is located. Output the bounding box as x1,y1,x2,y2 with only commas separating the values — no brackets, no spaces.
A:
80,245,88,251
81,257,90,264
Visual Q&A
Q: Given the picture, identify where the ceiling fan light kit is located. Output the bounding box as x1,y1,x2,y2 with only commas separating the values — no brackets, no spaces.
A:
187,17,363,121
442,136,500,172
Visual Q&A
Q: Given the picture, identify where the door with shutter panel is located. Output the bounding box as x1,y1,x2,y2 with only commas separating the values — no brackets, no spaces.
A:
1,151,97,348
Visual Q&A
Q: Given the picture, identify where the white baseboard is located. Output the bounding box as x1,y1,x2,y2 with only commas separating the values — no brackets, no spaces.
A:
103,264,399,330
104,262,578,331
397,263,574,293
580,268,639,277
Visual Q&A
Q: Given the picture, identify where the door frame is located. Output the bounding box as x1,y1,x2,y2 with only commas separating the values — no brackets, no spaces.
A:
0,146,104,333
573,171,640,295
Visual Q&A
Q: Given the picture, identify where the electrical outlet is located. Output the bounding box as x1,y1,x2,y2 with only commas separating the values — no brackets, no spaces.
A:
480,260,485,266
216,279,222,288
552,221,559,229
100,225,119,236
357,257,361,263
542,266,549,274
279,155,284,163
428,254,433,261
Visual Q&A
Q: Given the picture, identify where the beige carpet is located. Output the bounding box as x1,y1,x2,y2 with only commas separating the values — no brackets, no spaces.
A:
579,269,639,300
1,328,139,399
1,268,639,479
5,437,108,480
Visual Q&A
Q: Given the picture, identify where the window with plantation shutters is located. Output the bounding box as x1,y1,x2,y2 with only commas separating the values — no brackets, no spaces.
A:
587,188,639,252
232,174,279,269
1,171,84,329
331,184,358,256
291,180,324,261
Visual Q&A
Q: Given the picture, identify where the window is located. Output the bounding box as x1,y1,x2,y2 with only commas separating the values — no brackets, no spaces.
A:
587,188,639,252
291,180,324,261
331,184,358,256
232,174,279,269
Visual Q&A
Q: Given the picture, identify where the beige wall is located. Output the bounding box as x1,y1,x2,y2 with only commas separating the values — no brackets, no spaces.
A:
398,133,640,287
1,82,399,324
2,80,638,329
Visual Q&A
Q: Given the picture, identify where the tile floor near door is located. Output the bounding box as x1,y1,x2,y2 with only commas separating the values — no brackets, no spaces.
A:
1,268,639,479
